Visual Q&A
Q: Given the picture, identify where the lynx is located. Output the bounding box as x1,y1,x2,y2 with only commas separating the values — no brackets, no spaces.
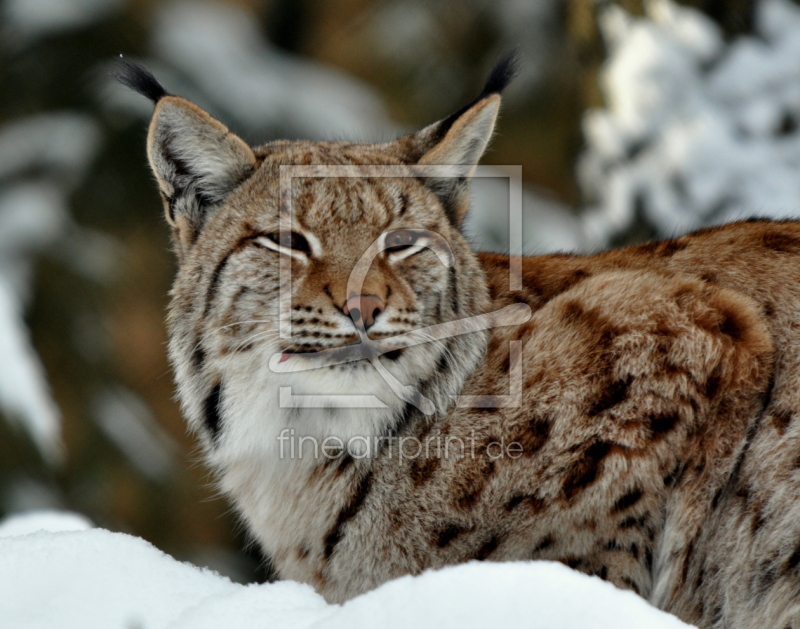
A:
118,55,800,628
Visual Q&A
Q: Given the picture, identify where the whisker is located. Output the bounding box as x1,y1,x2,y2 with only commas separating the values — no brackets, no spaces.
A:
209,318,277,334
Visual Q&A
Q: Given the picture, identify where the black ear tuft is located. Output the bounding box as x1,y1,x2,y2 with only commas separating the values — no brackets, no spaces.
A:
112,57,169,103
477,49,521,100
435,50,520,140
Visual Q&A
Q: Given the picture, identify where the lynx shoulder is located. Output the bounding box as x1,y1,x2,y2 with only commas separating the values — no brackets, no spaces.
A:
119,56,800,628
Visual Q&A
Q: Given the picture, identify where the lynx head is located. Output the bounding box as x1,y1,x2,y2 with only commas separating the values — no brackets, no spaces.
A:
116,55,517,464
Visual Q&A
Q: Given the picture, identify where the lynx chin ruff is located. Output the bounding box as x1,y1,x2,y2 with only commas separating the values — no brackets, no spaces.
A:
119,55,800,628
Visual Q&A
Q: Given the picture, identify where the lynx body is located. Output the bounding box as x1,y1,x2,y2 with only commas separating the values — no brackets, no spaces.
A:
119,57,800,628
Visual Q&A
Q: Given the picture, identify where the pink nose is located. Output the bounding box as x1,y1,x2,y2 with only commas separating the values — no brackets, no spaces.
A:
343,294,385,331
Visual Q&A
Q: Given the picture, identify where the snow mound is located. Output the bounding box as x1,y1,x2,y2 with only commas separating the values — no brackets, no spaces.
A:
0,512,694,629
0,510,93,537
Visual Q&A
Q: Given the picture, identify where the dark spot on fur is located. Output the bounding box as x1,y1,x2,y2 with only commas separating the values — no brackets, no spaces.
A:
533,269,591,304
605,539,624,552
658,239,688,256
663,462,685,487
232,285,252,305
335,454,354,475
763,231,800,254
505,494,524,511
786,546,800,573
560,300,620,352
383,349,404,361
641,239,688,257
695,567,704,588
455,460,496,510
681,541,695,585
505,494,544,513
565,557,583,569
771,407,793,433
649,412,680,439
436,524,469,548
590,375,633,416
729,418,764,509
499,348,511,373
322,285,338,310
704,372,723,400
323,472,372,560
637,241,658,255
562,441,612,500
620,514,647,529
532,535,554,554
621,576,641,594
204,252,234,316
711,487,723,510
597,566,608,580
645,547,653,572
509,290,536,307
192,344,205,371
203,383,223,441
718,311,746,342
449,265,459,315
397,193,410,217
410,457,440,487
555,270,591,296
561,300,586,324
752,505,766,534
392,403,418,436
755,559,780,598
515,417,551,456
613,488,643,512
297,546,310,560
475,536,500,560
761,370,776,411
203,233,266,316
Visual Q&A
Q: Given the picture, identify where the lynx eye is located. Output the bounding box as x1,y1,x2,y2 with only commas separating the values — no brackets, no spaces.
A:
384,230,420,254
264,231,311,255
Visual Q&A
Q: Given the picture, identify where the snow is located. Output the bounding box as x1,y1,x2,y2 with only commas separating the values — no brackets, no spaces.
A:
0,510,694,629
0,114,104,462
91,387,179,482
579,0,800,248
0,114,101,186
0,277,63,462
0,510,93,537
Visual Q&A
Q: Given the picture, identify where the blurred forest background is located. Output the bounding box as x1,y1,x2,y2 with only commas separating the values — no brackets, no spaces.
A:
3,0,800,583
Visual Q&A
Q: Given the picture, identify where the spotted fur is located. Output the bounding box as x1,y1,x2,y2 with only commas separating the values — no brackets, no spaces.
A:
120,57,800,627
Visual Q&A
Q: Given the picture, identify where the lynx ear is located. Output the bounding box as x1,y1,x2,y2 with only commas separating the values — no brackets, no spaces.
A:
397,52,518,227
114,60,256,245
147,97,256,242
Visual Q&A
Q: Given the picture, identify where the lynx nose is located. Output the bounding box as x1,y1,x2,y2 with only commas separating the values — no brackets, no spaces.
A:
343,294,385,331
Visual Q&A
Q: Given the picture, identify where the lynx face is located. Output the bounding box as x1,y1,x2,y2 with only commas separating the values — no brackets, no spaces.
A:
116,57,513,462
174,154,489,460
